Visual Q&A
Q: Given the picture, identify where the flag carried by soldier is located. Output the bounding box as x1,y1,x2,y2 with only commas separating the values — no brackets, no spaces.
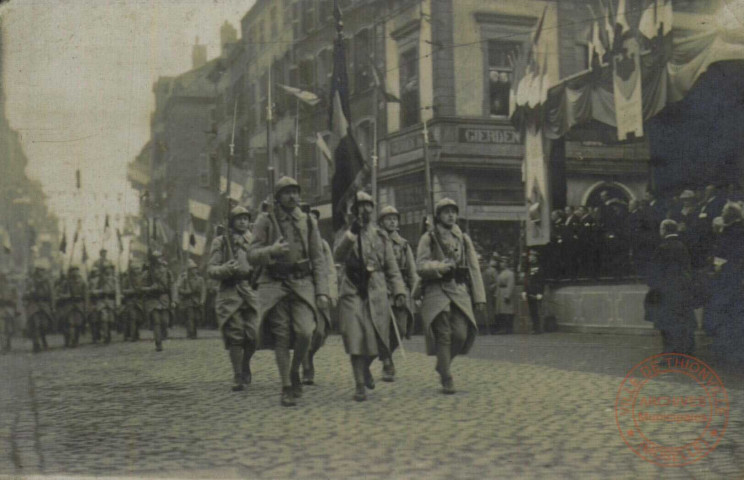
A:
59,227,67,254
329,3,369,231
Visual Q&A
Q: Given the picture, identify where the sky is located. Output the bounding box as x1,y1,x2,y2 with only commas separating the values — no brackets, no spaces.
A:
1,0,254,260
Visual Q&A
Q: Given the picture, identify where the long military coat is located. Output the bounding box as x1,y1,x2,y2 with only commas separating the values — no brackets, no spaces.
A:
25,273,56,329
334,224,407,356
645,234,697,331
57,276,88,326
143,266,173,316
416,224,486,356
248,207,329,349
94,271,118,315
495,268,516,315
175,273,206,308
389,231,418,322
207,231,259,348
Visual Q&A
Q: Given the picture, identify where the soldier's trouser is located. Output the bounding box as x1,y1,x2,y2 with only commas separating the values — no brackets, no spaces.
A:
224,307,257,382
151,309,168,348
127,307,141,341
528,298,541,333
66,311,84,347
99,310,114,344
661,327,695,356
432,307,469,379
185,306,199,339
268,294,315,387
1,316,13,353
29,313,48,352
302,314,328,382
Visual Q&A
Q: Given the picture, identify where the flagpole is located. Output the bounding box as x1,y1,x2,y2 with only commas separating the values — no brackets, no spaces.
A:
293,97,300,179
423,117,434,229
267,61,274,174
371,75,379,215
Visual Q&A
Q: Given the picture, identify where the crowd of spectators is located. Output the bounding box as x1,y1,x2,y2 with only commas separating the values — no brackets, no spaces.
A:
542,184,744,281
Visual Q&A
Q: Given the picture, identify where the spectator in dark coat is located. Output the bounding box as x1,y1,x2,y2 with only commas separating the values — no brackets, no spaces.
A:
645,220,696,355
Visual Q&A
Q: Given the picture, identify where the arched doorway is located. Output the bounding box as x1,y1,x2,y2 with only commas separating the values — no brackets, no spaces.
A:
583,182,633,209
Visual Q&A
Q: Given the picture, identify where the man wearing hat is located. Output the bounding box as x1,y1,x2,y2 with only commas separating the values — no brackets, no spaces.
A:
208,206,259,392
24,258,56,353
334,191,407,401
0,270,19,354
416,198,486,394
376,204,418,382
56,265,88,348
91,263,118,344
175,259,206,340
522,249,546,334
300,208,337,386
141,252,174,352
494,256,516,335
248,177,329,406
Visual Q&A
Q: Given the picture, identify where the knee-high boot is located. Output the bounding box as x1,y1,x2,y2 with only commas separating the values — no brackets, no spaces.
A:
241,340,255,385
435,343,455,394
351,355,367,401
229,345,244,391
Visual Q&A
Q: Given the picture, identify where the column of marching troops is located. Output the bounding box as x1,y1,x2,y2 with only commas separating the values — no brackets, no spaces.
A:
1,176,490,406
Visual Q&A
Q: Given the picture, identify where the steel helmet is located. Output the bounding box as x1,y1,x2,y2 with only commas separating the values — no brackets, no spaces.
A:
434,197,459,217
274,176,300,198
378,205,400,222
229,206,251,221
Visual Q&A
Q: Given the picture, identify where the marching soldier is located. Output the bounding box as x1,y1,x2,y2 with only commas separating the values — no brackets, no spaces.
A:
56,265,88,348
0,271,18,354
24,258,56,353
93,248,113,276
207,206,258,392
91,263,118,344
141,253,174,352
121,262,146,342
248,177,330,407
301,208,338,386
376,205,418,382
416,198,486,394
334,192,407,402
175,259,206,339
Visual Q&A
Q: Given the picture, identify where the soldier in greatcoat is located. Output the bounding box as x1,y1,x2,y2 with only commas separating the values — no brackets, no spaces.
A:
141,253,173,352
24,259,56,353
334,192,407,402
175,259,206,339
248,177,329,407
91,263,118,344
416,198,486,394
208,206,259,392
301,208,338,386
377,205,418,382
56,265,88,347
0,271,19,354
121,262,146,342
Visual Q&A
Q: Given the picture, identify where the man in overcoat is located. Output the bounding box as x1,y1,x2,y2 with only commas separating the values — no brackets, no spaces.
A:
56,265,88,347
175,259,206,340
208,206,259,392
141,253,173,352
301,208,338,386
416,198,486,394
645,219,697,355
494,256,516,334
248,177,329,407
376,205,418,382
25,259,56,353
121,262,145,342
92,263,118,344
334,192,407,401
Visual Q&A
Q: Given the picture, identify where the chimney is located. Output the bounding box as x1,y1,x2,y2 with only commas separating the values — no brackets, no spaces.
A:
192,36,207,69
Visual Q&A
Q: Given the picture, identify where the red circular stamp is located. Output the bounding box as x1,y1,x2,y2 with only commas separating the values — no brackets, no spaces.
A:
615,353,729,467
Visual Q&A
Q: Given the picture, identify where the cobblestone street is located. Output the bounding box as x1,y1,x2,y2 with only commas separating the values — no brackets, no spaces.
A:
1,330,742,479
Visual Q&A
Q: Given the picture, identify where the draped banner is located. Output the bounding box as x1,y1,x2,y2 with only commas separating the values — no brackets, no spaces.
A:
612,35,644,140
524,121,551,246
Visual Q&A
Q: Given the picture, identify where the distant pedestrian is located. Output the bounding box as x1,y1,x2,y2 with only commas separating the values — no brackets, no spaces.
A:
494,256,516,335
142,253,173,352
56,265,88,348
24,259,55,353
481,254,498,334
175,259,206,340
522,250,545,335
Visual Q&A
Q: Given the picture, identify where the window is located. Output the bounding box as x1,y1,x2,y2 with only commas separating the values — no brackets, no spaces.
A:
487,41,521,117
318,0,332,24
399,48,420,128
258,21,265,48
270,7,278,39
303,0,315,34
299,58,315,91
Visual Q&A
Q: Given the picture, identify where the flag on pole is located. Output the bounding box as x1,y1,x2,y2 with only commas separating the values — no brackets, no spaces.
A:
369,62,401,103
82,241,88,264
329,1,369,230
59,228,67,254
315,132,334,166
611,0,644,140
102,214,112,242
639,0,673,39
276,83,321,106
615,0,631,37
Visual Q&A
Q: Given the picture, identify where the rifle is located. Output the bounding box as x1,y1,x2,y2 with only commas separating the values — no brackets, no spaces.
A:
224,96,239,261
266,167,284,242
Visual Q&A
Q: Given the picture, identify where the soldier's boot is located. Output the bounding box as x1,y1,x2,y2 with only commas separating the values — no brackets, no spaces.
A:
351,356,367,402
241,342,254,386
154,319,163,352
290,370,303,399
363,355,375,390
72,327,80,348
302,351,315,385
435,344,455,394
280,386,297,407
103,322,111,345
381,357,395,382
229,345,244,392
